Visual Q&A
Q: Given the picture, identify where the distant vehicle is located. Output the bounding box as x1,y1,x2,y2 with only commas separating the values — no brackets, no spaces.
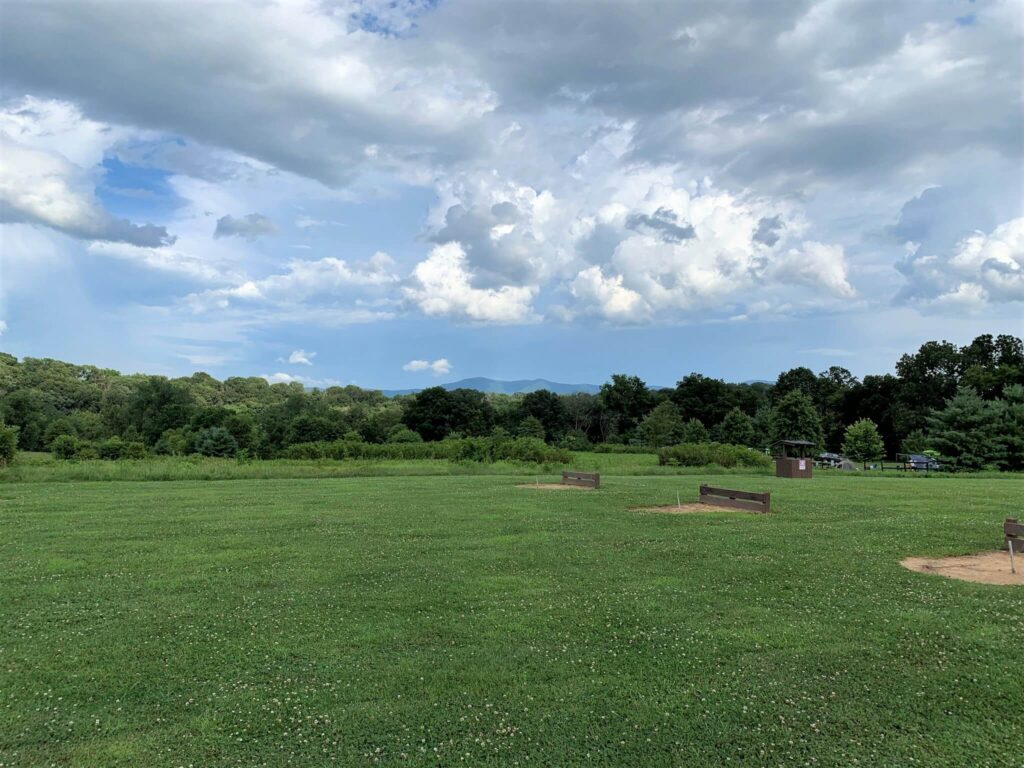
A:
898,453,942,472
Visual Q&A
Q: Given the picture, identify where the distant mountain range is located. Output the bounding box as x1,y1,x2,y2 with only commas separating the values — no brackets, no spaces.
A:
381,377,604,396
376,376,775,397
379,376,771,396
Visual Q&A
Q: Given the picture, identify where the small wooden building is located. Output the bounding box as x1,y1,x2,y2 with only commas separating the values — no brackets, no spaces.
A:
771,439,815,479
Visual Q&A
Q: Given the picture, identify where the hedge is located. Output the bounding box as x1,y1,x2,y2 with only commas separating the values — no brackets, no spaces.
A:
51,436,148,461
282,436,572,464
657,442,772,470
592,444,658,454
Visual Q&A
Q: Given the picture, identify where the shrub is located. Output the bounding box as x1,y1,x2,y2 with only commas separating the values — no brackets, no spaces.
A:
559,429,592,451
517,416,546,440
0,423,19,466
122,441,148,459
387,426,423,444
657,442,772,470
592,444,657,454
51,434,80,460
154,428,189,456
75,444,99,460
43,417,78,448
97,437,128,460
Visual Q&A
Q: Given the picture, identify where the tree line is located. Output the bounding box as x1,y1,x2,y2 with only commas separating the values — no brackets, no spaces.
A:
0,333,1021,470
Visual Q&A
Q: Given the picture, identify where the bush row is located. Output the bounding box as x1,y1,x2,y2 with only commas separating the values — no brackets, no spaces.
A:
591,443,659,454
51,434,148,461
657,442,773,470
282,436,573,464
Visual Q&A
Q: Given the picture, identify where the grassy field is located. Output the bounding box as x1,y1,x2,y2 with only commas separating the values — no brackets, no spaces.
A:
1,469,1021,766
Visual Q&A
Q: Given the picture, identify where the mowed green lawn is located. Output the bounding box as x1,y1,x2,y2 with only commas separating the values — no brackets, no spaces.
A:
1,472,1021,766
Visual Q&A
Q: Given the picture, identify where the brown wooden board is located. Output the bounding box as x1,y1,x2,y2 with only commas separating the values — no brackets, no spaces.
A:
699,496,769,513
699,485,770,513
700,485,769,503
1004,519,1024,537
562,471,600,488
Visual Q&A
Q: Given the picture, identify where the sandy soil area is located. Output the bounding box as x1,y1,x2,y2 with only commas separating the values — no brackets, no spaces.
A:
516,483,594,490
630,503,720,514
901,550,1023,586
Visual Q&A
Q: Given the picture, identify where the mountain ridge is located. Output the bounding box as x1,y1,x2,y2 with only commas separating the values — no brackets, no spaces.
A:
377,376,772,396
381,377,603,396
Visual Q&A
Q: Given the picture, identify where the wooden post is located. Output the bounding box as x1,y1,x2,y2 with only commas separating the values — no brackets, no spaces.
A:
1010,539,1017,575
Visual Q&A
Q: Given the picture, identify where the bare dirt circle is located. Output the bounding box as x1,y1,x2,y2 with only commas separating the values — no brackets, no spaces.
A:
900,551,1023,586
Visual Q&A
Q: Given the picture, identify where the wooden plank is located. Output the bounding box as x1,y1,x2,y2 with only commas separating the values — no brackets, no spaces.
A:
699,496,769,513
699,485,770,503
1004,519,1024,537
562,471,600,488
698,485,770,513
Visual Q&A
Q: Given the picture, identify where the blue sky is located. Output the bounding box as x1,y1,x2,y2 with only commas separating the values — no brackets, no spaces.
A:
0,0,1021,389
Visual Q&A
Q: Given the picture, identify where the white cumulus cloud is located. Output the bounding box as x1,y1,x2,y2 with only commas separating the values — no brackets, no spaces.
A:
403,358,452,375
898,217,1024,311
405,242,538,324
0,133,173,246
287,349,316,365
261,372,341,388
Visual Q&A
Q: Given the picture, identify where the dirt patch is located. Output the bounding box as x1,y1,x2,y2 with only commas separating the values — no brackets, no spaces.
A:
901,551,1023,586
517,483,594,491
631,503,722,514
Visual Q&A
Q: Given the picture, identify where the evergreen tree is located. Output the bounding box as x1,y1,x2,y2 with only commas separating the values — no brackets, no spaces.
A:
927,386,1002,470
996,384,1024,471
714,406,756,447
193,427,239,458
841,418,885,468
900,429,931,455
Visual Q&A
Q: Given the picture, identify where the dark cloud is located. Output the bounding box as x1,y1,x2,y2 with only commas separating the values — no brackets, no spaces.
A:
625,207,695,244
2,0,1018,194
0,1,490,188
214,213,277,240
100,219,176,247
0,200,174,247
429,202,541,287
753,216,784,247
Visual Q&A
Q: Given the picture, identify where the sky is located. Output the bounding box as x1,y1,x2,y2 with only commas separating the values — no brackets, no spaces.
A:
0,0,1021,390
